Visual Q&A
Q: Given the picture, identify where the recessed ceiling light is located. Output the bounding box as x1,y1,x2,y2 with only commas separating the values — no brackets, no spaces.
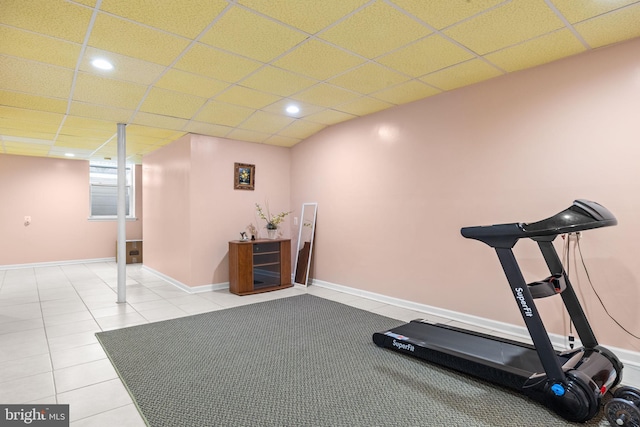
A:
64,153,75,157
91,58,113,70
286,105,300,114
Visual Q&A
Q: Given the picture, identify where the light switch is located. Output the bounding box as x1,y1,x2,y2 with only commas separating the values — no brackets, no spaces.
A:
24,216,31,225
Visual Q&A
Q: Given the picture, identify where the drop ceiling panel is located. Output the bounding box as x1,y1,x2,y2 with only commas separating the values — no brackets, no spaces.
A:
73,73,147,110
420,59,502,91
292,83,360,108
194,101,254,127
0,0,92,43
319,1,432,59
88,13,190,66
238,111,295,134
0,26,81,69
0,117,61,134
62,116,118,132
0,91,67,114
277,120,326,139
139,87,207,119
237,0,370,34
389,0,505,29
174,43,262,82
68,102,133,123
0,127,56,141
303,109,357,125
0,106,63,125
215,86,281,109
0,56,73,99
272,39,365,81
444,0,566,55
126,125,185,140
183,121,232,137
154,69,230,98
575,3,640,48
200,6,308,62
79,47,166,85
329,62,410,95
263,134,300,147
130,112,189,132
100,0,228,38
335,97,394,116
240,66,317,97
53,135,107,149
550,0,639,24
485,29,586,72
2,0,640,162
261,99,325,118
377,34,474,77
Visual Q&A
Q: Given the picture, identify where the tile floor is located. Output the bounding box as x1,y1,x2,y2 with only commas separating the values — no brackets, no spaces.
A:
0,262,493,426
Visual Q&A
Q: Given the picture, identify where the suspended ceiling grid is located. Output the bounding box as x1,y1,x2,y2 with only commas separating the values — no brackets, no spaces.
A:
1,0,639,163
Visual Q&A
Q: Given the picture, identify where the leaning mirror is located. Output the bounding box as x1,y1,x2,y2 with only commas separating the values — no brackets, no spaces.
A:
293,203,317,286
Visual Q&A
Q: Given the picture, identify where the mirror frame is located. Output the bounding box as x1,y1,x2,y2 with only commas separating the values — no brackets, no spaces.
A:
293,202,317,286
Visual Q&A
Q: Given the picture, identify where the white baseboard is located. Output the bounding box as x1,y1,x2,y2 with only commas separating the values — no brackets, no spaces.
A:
0,257,116,270
140,265,228,294
311,278,640,389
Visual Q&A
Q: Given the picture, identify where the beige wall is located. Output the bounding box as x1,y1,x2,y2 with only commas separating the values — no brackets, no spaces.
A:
142,133,291,287
0,154,142,265
291,37,640,351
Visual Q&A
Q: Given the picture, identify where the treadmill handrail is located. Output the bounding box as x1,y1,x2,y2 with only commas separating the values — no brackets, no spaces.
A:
461,200,617,248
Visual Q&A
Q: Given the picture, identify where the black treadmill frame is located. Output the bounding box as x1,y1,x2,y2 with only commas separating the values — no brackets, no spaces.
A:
373,199,622,422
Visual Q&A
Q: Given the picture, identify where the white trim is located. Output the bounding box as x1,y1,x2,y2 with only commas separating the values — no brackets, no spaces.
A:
310,278,640,388
0,257,116,270
140,265,228,294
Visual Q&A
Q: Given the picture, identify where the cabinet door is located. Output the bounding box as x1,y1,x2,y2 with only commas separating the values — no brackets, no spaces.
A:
253,241,281,289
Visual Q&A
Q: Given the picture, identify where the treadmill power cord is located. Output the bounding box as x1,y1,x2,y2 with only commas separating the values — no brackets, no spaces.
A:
575,237,640,341
561,234,576,348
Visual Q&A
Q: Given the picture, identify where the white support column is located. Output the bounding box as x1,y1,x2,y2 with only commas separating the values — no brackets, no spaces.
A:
116,123,127,303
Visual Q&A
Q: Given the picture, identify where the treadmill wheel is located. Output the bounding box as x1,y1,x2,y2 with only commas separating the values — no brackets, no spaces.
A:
614,386,640,407
605,398,640,426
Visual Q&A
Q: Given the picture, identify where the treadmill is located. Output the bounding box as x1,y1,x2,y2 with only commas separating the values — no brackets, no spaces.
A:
373,200,623,423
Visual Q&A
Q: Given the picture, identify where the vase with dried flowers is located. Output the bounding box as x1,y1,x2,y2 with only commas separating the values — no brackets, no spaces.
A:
256,202,292,239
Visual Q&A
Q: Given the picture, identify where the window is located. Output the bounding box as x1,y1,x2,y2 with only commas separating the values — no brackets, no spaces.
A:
89,162,135,218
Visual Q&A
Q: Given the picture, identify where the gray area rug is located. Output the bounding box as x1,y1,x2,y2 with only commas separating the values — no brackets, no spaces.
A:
96,294,612,426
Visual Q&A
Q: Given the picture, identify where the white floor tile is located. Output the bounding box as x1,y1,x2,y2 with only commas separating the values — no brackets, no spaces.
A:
50,343,107,370
0,372,55,404
58,379,133,422
54,359,118,393
70,404,146,427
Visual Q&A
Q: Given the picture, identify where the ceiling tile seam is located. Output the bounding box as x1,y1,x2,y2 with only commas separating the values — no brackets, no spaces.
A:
382,0,508,75
544,0,590,49
193,0,443,110
0,22,85,48
181,1,382,126
236,0,377,38
126,3,237,129
51,0,103,155
569,0,640,25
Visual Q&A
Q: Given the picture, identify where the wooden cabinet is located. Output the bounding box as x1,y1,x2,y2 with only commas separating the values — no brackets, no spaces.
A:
228,239,292,295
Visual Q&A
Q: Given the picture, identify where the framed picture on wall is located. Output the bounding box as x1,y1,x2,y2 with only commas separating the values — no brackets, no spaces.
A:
234,162,255,190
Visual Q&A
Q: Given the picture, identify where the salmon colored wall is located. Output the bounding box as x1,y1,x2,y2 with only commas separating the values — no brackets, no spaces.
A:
143,134,290,287
291,37,640,352
0,154,142,265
